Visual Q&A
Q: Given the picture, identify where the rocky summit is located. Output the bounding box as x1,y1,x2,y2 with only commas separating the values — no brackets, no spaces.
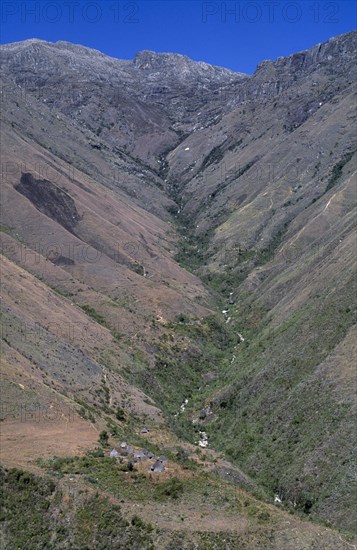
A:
0,32,356,549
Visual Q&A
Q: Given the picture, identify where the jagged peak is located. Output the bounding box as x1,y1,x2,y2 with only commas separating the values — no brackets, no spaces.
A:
255,30,356,73
134,50,191,67
133,49,243,79
0,37,48,48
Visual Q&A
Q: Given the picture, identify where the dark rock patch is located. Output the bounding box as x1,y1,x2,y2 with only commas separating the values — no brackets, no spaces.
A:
15,172,81,233
52,255,75,266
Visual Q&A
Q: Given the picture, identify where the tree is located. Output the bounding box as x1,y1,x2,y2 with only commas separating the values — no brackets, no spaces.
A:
99,430,109,446
115,407,126,421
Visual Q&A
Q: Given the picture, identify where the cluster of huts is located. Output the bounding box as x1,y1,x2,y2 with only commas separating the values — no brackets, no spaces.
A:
109,440,168,473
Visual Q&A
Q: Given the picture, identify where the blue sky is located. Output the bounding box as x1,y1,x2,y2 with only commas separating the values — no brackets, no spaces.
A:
1,1,356,73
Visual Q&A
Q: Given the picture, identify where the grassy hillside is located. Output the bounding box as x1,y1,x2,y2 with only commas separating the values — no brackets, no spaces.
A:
1,460,354,549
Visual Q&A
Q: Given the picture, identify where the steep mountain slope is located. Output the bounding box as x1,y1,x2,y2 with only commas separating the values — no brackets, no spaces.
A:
161,31,357,531
0,32,356,547
0,39,243,168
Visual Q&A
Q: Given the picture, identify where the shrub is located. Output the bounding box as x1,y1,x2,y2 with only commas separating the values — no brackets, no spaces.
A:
116,407,126,421
154,477,184,500
99,430,109,446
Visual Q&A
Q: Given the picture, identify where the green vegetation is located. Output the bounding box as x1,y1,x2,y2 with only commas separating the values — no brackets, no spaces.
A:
125,313,235,439
79,304,123,341
175,217,288,298
36,453,240,510
48,284,74,298
0,464,284,550
153,477,184,500
129,262,145,276
169,186,356,533
325,150,355,192
0,466,155,549
0,225,12,234
0,468,55,548
99,430,109,446
80,304,109,327
200,142,226,172
203,277,356,530
174,228,213,270
116,406,126,421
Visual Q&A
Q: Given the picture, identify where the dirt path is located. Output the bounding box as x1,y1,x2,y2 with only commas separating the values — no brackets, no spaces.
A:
103,368,114,409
